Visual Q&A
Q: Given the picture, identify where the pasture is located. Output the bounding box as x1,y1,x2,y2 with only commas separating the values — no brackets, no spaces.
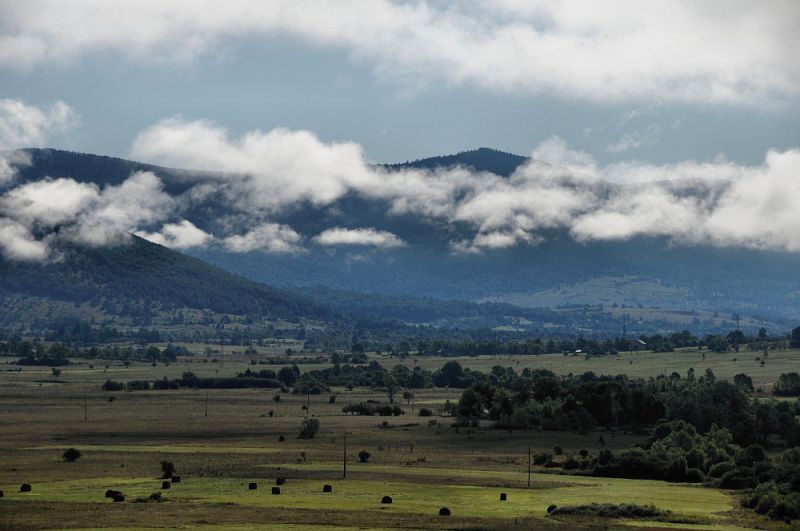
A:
1,348,798,529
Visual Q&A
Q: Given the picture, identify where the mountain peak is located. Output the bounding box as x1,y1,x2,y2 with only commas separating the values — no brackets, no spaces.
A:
387,147,528,177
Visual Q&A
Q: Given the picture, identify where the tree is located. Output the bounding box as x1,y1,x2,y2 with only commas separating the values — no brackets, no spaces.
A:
791,326,800,349
734,373,754,392
277,366,298,386
358,450,371,463
62,448,81,462
298,418,320,439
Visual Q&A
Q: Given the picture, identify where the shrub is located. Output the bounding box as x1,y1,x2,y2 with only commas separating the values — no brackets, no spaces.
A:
298,418,320,439
553,445,563,456
685,467,704,483
419,407,432,417
709,461,734,478
533,452,552,466
160,461,176,479
358,450,371,463
548,503,667,519
101,379,124,391
563,456,580,470
597,449,613,466
126,380,150,391
62,448,81,462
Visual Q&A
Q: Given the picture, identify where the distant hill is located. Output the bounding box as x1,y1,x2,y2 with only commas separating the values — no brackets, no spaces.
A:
0,235,333,329
6,148,800,334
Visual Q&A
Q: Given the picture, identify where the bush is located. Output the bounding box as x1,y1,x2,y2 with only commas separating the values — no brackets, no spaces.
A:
298,418,320,439
160,461,176,479
597,449,613,466
101,379,124,391
548,503,667,519
358,450,371,463
126,380,150,391
685,467,704,483
62,448,81,462
563,456,580,470
708,461,734,478
533,452,552,466
553,445,563,456
418,407,432,417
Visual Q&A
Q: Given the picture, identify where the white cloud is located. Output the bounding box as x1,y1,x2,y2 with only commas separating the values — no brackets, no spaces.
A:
0,171,173,260
130,118,800,255
315,227,405,248
0,98,79,184
0,218,50,261
1,1,798,105
222,222,302,253
135,219,213,249
606,125,660,154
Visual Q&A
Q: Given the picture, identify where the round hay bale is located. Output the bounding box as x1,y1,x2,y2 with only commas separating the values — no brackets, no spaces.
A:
271,486,281,495
248,482,258,490
381,495,393,504
275,477,286,485
322,484,333,493
0,490,4,497
104,489,115,498
112,493,125,502
20,484,31,493
438,507,451,516
546,504,558,514
171,475,181,483
161,481,171,490
499,492,507,501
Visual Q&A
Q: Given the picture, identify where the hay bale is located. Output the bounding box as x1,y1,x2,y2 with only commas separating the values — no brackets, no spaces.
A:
547,504,558,514
322,484,333,493
271,486,281,495
438,507,451,516
275,477,286,485
248,482,258,490
381,495,393,504
499,492,507,501
161,481,171,490
171,475,181,483
20,484,31,492
112,493,125,502
105,489,123,499
0,490,4,497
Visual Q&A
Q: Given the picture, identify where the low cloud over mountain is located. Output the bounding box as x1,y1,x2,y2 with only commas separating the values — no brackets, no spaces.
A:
1,109,800,261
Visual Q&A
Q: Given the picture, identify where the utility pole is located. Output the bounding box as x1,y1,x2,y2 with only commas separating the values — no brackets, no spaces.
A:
527,446,531,488
204,391,209,418
83,385,88,421
342,432,349,479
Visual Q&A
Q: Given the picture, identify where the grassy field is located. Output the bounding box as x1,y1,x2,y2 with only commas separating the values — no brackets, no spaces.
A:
1,349,797,530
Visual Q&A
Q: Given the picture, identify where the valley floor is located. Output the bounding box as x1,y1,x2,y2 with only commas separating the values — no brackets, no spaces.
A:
0,352,793,530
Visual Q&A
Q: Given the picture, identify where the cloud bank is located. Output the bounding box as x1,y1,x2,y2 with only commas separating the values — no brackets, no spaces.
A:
0,172,173,260
2,1,798,105
3,114,800,261
130,118,800,255
0,98,78,184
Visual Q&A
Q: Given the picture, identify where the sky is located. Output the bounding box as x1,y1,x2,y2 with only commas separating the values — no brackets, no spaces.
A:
1,1,799,260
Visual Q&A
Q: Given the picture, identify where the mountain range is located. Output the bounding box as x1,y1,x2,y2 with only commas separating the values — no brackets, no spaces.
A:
3,147,799,336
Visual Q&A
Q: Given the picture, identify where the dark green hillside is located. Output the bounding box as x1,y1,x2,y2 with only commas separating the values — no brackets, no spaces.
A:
0,235,332,321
